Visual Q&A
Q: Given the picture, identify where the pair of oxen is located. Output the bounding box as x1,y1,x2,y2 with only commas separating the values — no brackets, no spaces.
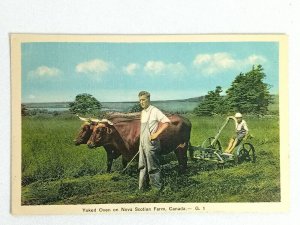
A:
74,113,192,173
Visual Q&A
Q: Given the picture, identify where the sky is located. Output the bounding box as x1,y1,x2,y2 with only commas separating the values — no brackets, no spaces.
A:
21,41,279,103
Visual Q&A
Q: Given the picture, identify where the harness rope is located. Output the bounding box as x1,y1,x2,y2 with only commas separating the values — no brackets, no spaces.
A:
122,107,154,173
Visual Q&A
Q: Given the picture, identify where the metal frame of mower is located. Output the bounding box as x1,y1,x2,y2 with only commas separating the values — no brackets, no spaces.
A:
191,118,256,165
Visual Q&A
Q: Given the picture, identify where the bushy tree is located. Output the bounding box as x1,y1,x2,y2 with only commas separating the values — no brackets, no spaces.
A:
194,86,224,116
129,102,143,112
21,104,28,116
69,93,102,115
226,65,272,115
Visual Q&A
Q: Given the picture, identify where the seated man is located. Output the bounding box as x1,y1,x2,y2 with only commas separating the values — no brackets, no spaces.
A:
224,112,249,154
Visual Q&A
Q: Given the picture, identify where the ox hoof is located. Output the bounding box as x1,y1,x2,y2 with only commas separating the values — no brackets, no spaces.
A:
178,167,187,175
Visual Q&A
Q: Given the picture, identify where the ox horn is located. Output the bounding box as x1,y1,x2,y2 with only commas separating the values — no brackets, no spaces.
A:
77,115,113,125
100,119,114,125
90,118,114,125
90,118,101,123
76,114,90,122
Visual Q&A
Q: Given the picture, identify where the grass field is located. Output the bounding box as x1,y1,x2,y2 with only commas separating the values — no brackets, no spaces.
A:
21,114,280,205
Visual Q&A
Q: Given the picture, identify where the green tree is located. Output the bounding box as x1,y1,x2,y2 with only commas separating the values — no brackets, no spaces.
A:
194,86,224,116
69,93,102,115
226,65,272,115
129,102,143,112
21,104,28,116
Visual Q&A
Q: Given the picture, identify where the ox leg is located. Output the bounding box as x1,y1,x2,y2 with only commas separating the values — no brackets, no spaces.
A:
174,143,188,174
106,152,114,173
122,157,128,168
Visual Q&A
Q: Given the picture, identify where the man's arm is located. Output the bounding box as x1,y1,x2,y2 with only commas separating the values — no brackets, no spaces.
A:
150,122,169,141
150,108,170,141
243,121,249,137
227,116,237,121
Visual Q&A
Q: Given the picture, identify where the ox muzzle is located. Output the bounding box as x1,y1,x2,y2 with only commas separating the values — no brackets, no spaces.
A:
74,139,82,146
87,141,97,149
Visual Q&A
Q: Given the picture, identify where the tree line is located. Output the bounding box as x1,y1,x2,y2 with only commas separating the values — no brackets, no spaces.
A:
193,65,273,116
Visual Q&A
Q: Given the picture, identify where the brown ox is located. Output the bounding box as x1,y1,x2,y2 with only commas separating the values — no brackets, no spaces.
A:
74,113,140,172
74,122,96,146
87,114,192,172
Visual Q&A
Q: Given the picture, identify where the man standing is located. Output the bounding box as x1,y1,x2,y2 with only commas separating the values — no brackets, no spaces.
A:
138,91,170,191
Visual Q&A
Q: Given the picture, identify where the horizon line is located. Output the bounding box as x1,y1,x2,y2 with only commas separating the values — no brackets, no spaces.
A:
21,97,201,104
21,93,278,105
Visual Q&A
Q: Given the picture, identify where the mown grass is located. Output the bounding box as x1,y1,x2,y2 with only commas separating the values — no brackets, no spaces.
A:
21,114,280,205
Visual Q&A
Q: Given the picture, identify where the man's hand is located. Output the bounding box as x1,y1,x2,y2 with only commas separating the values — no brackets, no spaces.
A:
150,132,159,141
149,122,169,141
227,116,235,120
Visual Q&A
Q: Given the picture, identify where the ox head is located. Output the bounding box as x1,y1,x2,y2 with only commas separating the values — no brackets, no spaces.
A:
73,115,106,146
74,122,94,145
87,119,114,149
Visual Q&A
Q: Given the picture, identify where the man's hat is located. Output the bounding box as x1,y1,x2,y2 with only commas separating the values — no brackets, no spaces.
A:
234,112,242,118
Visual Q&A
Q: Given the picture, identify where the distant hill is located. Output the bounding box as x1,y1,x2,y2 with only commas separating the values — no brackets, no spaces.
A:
23,96,205,108
22,94,278,114
22,97,204,113
24,102,70,108
185,96,205,102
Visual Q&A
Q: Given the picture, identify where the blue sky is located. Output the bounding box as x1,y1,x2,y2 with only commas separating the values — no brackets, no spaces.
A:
21,41,279,103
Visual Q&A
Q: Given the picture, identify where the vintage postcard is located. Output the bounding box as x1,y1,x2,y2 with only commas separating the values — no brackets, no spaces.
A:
11,34,288,215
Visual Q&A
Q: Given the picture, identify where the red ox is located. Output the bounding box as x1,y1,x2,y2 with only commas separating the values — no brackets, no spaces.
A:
86,113,192,173
74,122,96,146
74,114,140,172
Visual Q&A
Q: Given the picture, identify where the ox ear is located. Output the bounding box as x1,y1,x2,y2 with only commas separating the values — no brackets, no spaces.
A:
106,127,113,134
89,122,97,130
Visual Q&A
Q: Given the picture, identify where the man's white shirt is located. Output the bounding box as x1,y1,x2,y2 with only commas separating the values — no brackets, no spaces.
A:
141,105,170,134
235,120,248,132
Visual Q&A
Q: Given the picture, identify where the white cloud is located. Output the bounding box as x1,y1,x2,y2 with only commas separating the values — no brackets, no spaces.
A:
76,59,111,74
28,66,62,78
193,54,211,64
28,94,36,99
144,61,165,74
144,61,186,76
193,52,267,75
123,63,140,75
244,54,267,65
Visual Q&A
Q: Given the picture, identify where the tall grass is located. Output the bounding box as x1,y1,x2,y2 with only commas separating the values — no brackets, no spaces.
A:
21,114,280,204
21,116,123,185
